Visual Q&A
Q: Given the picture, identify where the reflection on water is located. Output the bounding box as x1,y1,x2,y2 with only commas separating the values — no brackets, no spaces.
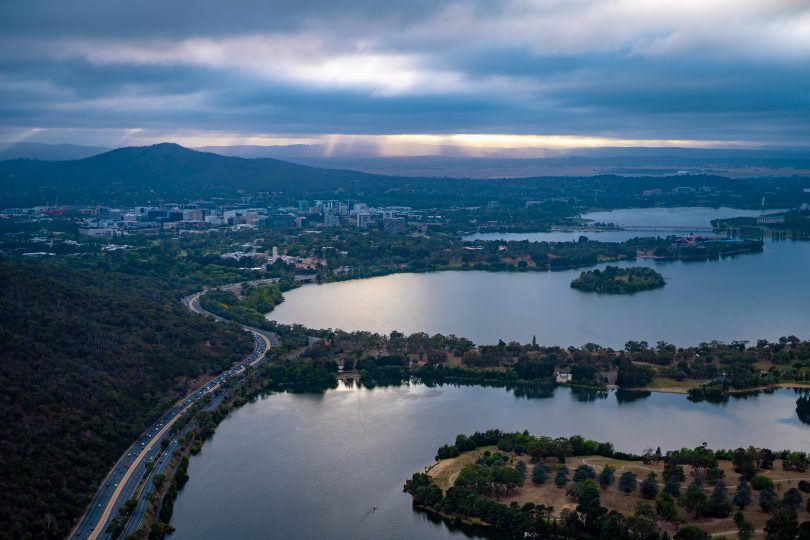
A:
615,389,652,404
797,391,810,424
270,240,810,347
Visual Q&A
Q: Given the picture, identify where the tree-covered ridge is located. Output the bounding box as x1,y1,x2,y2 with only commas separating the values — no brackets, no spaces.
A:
407,431,810,539
0,143,807,208
0,261,253,540
571,266,665,294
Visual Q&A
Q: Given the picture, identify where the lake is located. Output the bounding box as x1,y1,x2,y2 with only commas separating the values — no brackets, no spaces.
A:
172,206,809,540
169,384,810,540
463,206,775,243
269,239,810,348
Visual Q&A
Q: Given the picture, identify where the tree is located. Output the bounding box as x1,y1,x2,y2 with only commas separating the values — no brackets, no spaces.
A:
640,473,659,500
616,359,655,388
798,521,810,540
733,447,758,480
436,444,460,460
752,474,775,491
618,471,638,494
664,475,682,498
664,462,686,483
783,487,803,511
629,501,657,537
735,511,754,540
152,473,166,491
555,471,568,488
706,466,725,485
760,448,775,469
573,464,596,483
733,480,753,509
575,480,601,516
532,464,549,485
681,481,709,518
710,481,731,518
598,465,615,489
764,505,799,540
656,492,679,522
759,486,777,512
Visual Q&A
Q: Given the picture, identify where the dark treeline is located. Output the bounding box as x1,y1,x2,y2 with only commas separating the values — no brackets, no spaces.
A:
250,324,810,392
0,261,253,539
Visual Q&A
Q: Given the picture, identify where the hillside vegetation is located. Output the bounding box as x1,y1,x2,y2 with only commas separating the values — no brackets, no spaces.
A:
0,260,252,539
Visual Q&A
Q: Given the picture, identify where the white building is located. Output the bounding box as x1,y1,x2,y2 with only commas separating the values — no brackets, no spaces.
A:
555,372,573,384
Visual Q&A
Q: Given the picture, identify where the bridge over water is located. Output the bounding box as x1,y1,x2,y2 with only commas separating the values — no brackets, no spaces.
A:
552,225,716,233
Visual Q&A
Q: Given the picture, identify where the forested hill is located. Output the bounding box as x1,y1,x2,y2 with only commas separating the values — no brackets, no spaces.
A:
0,260,253,539
1,142,806,208
0,143,382,206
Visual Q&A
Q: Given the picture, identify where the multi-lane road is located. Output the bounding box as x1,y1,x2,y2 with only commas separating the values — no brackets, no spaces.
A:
69,281,278,540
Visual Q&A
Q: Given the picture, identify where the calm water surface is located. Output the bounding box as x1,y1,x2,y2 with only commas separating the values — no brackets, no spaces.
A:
464,207,776,243
170,385,809,540
270,240,810,347
174,208,809,539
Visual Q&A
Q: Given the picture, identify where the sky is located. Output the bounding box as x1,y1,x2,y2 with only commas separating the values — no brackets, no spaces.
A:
1,0,809,155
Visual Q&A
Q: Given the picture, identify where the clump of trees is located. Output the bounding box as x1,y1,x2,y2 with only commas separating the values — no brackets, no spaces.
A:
571,265,665,294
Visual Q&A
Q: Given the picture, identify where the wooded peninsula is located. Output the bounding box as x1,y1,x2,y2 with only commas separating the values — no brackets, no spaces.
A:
406,431,810,539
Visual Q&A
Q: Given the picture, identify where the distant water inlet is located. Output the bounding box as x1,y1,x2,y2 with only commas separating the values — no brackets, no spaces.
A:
464,206,780,243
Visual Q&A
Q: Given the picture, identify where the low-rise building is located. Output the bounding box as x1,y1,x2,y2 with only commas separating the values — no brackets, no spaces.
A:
757,214,786,225
555,372,573,384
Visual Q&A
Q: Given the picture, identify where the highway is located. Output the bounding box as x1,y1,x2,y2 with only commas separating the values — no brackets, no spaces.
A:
69,280,278,540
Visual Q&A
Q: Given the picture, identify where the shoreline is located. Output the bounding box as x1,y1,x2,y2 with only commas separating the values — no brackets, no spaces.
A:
115,278,810,538
627,382,810,395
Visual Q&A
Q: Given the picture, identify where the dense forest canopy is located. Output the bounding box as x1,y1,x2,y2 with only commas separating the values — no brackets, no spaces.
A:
0,260,252,539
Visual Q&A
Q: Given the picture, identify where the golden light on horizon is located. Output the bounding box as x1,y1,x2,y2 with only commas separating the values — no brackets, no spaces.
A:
162,132,764,157
6,128,772,155
373,134,761,154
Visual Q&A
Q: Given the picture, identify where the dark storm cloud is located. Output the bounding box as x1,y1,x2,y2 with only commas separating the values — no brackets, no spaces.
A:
1,0,808,146
0,0,454,39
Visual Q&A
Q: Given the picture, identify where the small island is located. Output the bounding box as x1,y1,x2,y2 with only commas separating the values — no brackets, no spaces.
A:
571,265,665,294
406,431,810,539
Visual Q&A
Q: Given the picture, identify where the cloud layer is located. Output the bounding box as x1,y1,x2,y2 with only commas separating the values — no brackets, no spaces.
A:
1,0,808,150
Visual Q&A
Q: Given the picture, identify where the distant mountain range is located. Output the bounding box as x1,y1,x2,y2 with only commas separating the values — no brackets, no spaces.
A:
1,142,808,208
5,141,809,180
0,142,109,161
